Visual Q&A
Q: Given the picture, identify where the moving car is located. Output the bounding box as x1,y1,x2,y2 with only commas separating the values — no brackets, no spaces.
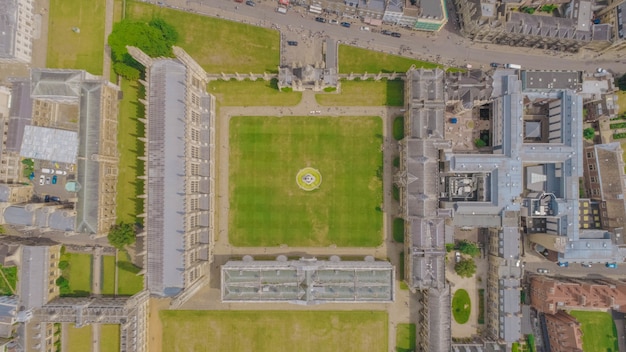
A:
490,62,500,68
606,262,617,268
39,175,45,185
315,17,327,23
52,175,57,185
557,262,569,267
391,32,401,38
340,22,351,28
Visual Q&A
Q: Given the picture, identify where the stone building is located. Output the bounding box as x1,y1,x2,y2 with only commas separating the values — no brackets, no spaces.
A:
0,0,35,63
544,311,584,352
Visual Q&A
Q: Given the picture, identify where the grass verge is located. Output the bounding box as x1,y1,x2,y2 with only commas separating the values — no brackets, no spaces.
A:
452,289,471,324
478,288,485,324
393,116,404,140
339,45,443,74
116,79,145,224
161,310,388,352
316,80,403,106
0,265,17,295
126,0,279,73
395,323,416,352
47,0,106,74
208,79,301,107
229,116,383,247
66,324,93,352
117,251,144,295
569,310,619,352
100,325,121,352
102,255,116,295
60,253,92,296
393,218,404,243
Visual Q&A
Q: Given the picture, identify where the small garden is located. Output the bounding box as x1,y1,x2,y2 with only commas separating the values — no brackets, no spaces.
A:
452,289,471,324
393,116,405,140
0,265,17,295
395,323,416,352
393,218,405,243
57,249,92,297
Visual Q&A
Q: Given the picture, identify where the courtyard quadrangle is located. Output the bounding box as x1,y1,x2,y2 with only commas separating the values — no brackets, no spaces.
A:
228,116,383,247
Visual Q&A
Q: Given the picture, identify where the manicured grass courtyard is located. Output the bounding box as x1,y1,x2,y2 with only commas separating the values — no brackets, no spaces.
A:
0,265,17,296
126,1,279,73
569,310,619,352
452,289,471,324
101,255,116,295
396,323,416,352
208,79,301,107
338,45,443,74
100,324,121,352
229,116,383,247
47,0,106,75
117,251,144,295
115,79,145,224
60,253,92,296
66,324,92,352
316,80,404,106
161,310,388,352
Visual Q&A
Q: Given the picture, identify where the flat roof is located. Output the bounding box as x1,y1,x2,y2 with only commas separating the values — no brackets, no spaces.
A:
521,70,582,91
221,258,394,304
19,126,78,164
0,0,17,59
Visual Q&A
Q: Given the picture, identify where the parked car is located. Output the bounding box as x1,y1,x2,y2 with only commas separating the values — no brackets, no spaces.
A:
329,19,339,25
315,17,327,23
490,62,500,68
51,175,57,185
55,170,67,175
44,195,50,203
606,262,617,268
360,26,370,31
39,175,45,185
245,0,255,6
45,177,50,185
340,22,351,28
381,30,392,35
581,263,592,268
50,196,61,202
455,251,461,263
287,41,298,46
557,262,569,267
41,168,54,174
537,268,549,274
391,32,401,38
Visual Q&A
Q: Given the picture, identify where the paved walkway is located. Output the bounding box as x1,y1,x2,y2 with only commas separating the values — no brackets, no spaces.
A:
102,0,115,80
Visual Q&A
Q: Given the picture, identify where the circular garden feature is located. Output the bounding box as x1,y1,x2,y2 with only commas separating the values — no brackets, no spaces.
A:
452,289,471,324
296,167,322,191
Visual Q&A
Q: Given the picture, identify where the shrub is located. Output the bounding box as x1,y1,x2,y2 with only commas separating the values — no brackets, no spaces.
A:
583,127,595,140
458,240,480,257
392,184,400,201
455,258,476,278
610,122,626,129
393,157,400,168
393,218,404,243
474,138,487,148
445,243,455,252
107,222,137,250
613,133,626,139
58,260,69,270
393,116,405,140
323,87,337,92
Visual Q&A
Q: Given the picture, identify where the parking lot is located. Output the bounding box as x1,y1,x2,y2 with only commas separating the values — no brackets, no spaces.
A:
30,160,76,203
280,27,324,67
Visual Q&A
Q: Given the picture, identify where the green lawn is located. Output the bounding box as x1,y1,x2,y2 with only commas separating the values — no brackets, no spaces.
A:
316,80,403,106
617,91,626,115
126,1,279,73
229,116,383,247
0,265,17,295
396,323,416,352
102,255,116,295
570,311,619,352
208,79,301,107
393,116,405,140
339,45,444,74
116,79,145,224
60,253,92,296
117,251,144,295
393,218,404,243
47,0,106,74
452,289,471,324
161,310,388,352
100,324,121,352
66,324,93,352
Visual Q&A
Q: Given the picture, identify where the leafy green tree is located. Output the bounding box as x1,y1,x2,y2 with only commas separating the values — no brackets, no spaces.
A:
474,138,486,148
113,62,141,80
58,260,69,270
455,258,476,278
617,73,626,91
149,18,179,46
583,127,595,140
445,243,455,252
107,222,136,250
458,240,480,257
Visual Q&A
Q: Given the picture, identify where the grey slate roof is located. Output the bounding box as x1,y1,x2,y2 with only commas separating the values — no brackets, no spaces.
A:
0,0,18,59
427,287,451,352
6,80,32,153
221,258,394,304
19,246,49,309
146,59,188,296
3,206,33,226
30,69,84,100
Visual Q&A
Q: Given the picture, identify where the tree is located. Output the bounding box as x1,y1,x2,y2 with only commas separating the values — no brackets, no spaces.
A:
474,138,486,148
617,73,626,91
457,240,480,257
113,62,141,80
455,258,477,278
445,243,455,252
58,260,69,270
583,127,595,140
107,222,136,250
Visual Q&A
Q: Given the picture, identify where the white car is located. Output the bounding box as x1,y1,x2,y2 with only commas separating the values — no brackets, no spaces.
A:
329,19,338,25
360,26,370,31
39,175,45,185
55,170,67,175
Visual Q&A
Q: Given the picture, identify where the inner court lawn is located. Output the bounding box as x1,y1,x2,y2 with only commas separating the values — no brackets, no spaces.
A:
229,116,383,247
161,310,388,352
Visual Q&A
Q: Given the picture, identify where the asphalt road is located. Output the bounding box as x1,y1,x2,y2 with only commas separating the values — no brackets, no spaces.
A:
170,0,625,73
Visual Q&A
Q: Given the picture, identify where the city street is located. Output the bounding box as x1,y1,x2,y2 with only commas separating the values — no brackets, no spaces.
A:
166,0,625,73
